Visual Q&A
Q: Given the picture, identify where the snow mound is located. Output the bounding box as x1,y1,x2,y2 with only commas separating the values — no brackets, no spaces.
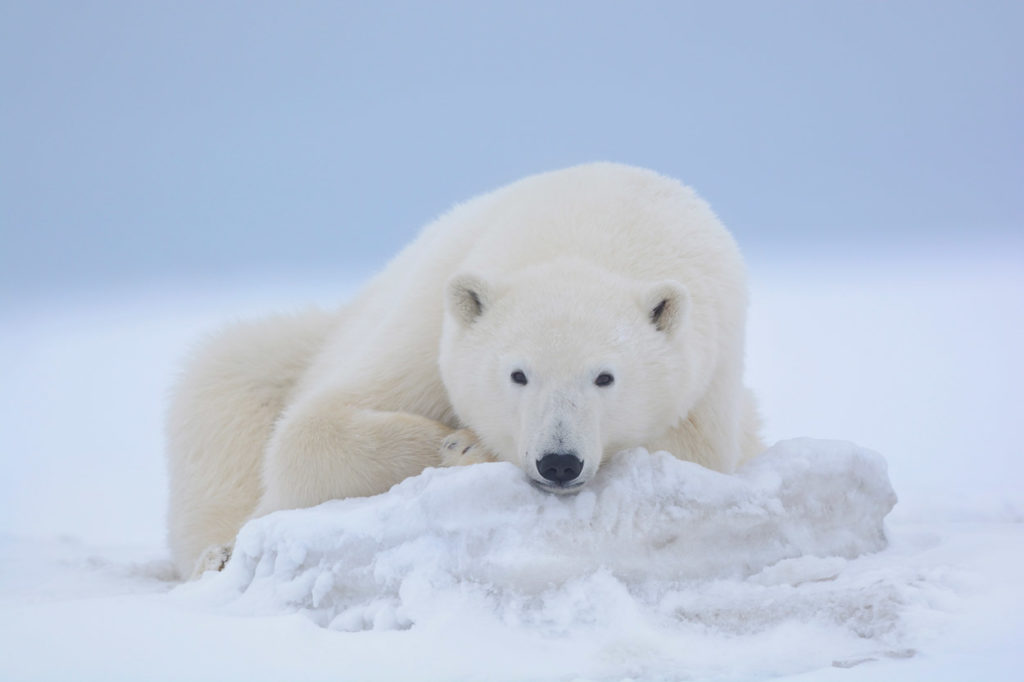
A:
194,439,902,644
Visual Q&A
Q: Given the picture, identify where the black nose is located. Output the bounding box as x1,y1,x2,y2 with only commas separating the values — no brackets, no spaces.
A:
536,453,583,484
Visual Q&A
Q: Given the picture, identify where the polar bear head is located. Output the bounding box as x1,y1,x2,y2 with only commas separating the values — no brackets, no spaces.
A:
440,260,693,492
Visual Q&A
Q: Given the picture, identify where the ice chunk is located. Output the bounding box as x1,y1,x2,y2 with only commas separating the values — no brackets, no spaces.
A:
197,438,896,636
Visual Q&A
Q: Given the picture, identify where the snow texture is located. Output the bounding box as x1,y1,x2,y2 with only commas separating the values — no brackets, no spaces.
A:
177,439,931,675
2,257,1021,681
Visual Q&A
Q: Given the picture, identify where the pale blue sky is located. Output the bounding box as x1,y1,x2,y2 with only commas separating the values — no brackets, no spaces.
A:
2,1,1021,301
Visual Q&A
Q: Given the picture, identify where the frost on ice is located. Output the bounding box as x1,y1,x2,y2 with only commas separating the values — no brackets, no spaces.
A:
189,438,910,651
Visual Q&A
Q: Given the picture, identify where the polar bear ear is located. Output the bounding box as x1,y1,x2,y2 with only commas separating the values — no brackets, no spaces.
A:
446,273,492,327
643,280,689,334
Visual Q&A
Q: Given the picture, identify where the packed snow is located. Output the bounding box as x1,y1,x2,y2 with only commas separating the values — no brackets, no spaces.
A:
1,256,1022,681
196,440,893,624
171,438,921,678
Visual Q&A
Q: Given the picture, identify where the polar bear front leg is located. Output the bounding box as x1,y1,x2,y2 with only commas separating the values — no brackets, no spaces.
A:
191,542,234,579
651,371,747,474
253,390,455,518
441,428,498,466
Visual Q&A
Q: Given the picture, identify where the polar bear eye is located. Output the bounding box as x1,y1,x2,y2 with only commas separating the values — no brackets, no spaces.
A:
511,370,528,386
595,373,615,387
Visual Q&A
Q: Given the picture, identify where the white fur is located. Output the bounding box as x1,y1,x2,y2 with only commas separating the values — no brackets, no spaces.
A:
165,163,763,578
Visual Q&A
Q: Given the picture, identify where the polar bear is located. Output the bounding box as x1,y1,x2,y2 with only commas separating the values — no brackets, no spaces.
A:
166,163,762,578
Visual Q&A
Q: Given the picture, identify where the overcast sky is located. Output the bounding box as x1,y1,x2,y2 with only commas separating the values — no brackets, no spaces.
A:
2,1,1021,302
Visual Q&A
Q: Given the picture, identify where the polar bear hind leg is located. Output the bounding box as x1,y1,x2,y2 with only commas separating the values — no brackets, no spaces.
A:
166,310,334,579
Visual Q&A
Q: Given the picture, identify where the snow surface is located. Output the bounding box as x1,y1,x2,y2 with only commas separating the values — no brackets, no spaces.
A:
172,439,917,679
1,256,1022,681
201,440,893,621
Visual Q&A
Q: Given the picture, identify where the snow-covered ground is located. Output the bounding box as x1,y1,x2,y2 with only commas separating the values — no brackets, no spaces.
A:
0,253,1021,681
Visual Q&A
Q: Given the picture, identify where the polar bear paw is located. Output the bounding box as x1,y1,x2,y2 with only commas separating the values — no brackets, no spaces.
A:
441,429,496,466
191,542,234,580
